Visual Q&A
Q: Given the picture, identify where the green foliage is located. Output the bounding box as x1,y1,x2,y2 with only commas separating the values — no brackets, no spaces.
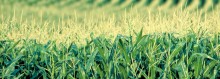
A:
0,31,220,79
1,0,219,11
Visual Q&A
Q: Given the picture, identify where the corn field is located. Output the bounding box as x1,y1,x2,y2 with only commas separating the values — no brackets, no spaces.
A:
0,0,220,79
1,0,220,11
0,30,220,78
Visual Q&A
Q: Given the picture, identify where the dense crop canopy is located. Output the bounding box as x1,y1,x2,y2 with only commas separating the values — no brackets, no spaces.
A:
0,30,220,78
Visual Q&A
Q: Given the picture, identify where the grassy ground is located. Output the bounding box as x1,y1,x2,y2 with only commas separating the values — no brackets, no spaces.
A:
0,1,220,79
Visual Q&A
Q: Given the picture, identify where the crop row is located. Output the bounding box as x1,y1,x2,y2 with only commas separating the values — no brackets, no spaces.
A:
1,0,220,11
0,30,220,78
